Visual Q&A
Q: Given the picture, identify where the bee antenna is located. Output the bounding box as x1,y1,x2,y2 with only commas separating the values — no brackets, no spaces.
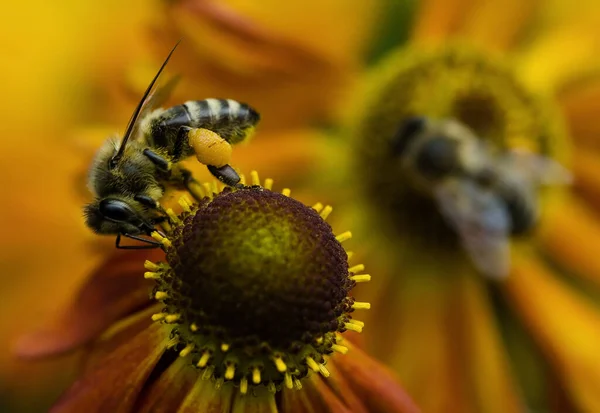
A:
110,40,182,167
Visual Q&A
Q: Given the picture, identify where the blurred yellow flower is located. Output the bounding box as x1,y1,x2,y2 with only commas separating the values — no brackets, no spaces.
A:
338,1,600,412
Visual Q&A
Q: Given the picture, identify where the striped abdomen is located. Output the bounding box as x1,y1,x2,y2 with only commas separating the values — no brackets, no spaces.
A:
145,98,260,158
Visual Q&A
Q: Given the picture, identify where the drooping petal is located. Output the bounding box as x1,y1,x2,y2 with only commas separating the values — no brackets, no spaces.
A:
50,321,167,413
538,195,600,288
559,76,600,151
332,341,421,413
411,0,474,45
15,249,163,359
504,254,600,413
455,270,526,413
457,0,539,51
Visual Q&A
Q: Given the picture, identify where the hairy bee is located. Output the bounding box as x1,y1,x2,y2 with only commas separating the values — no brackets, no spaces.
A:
84,42,260,248
391,117,571,279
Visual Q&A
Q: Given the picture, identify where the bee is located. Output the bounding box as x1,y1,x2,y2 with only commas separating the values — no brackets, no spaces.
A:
84,42,260,248
391,117,571,279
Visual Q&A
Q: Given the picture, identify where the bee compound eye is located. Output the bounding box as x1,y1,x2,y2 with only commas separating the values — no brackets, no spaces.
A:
391,116,427,156
99,199,136,222
416,137,459,178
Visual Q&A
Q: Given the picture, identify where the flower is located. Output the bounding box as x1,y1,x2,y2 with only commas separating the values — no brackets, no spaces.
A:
337,2,600,412
16,173,419,413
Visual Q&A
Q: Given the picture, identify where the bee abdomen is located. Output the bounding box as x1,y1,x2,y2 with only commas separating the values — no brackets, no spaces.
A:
183,99,260,144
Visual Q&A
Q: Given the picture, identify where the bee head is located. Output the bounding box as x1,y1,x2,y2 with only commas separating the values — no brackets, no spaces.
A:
84,197,154,235
390,116,427,157
414,136,460,179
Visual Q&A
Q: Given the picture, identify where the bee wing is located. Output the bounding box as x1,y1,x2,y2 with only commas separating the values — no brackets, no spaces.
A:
434,180,511,279
130,74,181,139
504,149,572,186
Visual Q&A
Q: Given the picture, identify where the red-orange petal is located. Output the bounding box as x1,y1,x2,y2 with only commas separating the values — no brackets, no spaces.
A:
50,322,167,413
15,249,163,359
559,76,600,151
333,341,421,413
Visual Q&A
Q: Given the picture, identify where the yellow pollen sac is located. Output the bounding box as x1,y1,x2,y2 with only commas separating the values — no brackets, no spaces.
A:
320,205,333,220
352,302,371,310
335,231,352,243
350,274,371,283
273,356,287,373
220,343,230,352
164,314,180,323
144,260,161,271
178,197,192,213
346,251,354,260
197,351,211,368
151,231,172,248
250,170,260,186
281,188,291,197
331,344,349,354
284,373,293,389
190,323,199,332
144,271,160,280
224,364,236,380
151,313,166,321
252,367,262,384
154,291,169,300
188,128,232,168
263,178,273,190
319,364,330,378
305,356,320,372
179,344,194,357
240,377,249,395
294,378,303,390
166,208,181,225
345,323,363,333
348,264,365,273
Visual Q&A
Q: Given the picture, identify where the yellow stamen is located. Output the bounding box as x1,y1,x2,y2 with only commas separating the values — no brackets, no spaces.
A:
214,377,224,390
151,313,165,321
294,378,303,390
346,251,354,260
267,382,276,393
349,264,365,273
160,220,172,232
190,323,199,332
348,319,365,327
350,274,371,283
312,202,324,213
188,181,205,199
178,196,192,212
332,344,349,354
151,231,172,248
335,231,352,243
202,365,215,380
305,356,320,372
144,271,160,280
197,351,211,368
284,373,293,389
251,170,260,186
273,356,287,372
211,180,218,195
240,377,248,395
345,322,363,333
319,364,330,378
164,314,180,323
225,364,236,380
144,260,160,271
221,343,230,352
154,291,168,300
281,188,291,197
315,336,324,345
179,344,194,357
252,367,261,384
239,174,246,185
320,205,333,220
352,301,371,310
263,178,273,190
166,208,181,225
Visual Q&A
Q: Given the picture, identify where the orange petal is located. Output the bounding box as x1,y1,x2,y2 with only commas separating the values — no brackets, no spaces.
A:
504,254,600,413
411,0,475,45
457,0,539,51
559,76,600,150
50,322,167,413
15,249,163,359
176,379,234,413
571,147,600,209
538,195,600,287
333,341,421,413
456,271,526,413
136,358,198,413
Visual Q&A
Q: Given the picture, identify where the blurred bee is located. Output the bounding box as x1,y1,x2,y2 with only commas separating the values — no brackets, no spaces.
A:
391,117,571,279
84,42,260,248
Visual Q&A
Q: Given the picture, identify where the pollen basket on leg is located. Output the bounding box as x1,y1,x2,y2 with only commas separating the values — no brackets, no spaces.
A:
146,179,367,393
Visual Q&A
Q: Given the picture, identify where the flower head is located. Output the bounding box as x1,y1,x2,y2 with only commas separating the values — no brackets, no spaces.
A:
17,173,418,413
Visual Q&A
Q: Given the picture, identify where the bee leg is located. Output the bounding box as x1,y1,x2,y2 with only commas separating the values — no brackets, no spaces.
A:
143,148,172,171
174,126,193,161
115,233,163,250
134,194,167,214
207,164,242,188
177,167,206,201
